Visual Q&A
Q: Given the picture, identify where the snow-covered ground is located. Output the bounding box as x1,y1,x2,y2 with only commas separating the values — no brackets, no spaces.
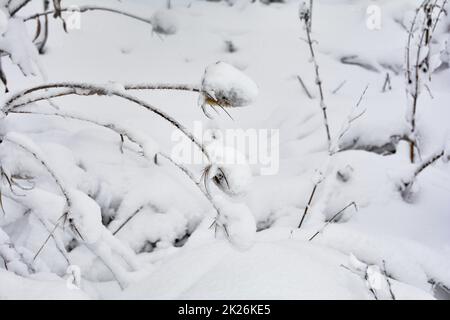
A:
0,0,450,300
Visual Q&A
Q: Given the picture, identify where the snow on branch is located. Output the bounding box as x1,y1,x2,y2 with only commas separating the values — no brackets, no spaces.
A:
405,0,448,163
2,82,211,162
11,108,252,248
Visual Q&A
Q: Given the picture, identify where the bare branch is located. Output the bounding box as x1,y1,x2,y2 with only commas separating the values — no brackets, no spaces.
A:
10,109,224,232
9,0,32,16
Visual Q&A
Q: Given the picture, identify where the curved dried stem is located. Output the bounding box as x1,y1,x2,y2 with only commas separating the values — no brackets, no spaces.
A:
10,109,223,230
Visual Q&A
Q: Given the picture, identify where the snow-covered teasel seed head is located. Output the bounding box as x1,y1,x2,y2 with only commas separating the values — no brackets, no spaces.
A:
199,61,258,114
151,9,178,35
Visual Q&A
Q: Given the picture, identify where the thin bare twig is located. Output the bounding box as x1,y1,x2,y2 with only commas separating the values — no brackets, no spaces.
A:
9,0,32,16
331,80,346,95
299,3,332,151
3,82,209,162
382,260,396,300
405,0,448,163
401,147,446,196
298,182,319,229
308,202,357,241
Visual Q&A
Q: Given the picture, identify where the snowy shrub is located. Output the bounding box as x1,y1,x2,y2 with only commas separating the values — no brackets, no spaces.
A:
0,0,448,300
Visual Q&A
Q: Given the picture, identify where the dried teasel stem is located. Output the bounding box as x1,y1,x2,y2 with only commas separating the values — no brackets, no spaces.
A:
308,201,357,241
3,82,210,162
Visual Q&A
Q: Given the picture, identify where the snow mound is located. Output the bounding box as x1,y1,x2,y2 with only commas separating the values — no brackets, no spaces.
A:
200,61,258,109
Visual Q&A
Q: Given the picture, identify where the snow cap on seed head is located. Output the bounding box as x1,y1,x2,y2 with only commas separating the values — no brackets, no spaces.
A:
199,61,258,117
0,8,8,35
